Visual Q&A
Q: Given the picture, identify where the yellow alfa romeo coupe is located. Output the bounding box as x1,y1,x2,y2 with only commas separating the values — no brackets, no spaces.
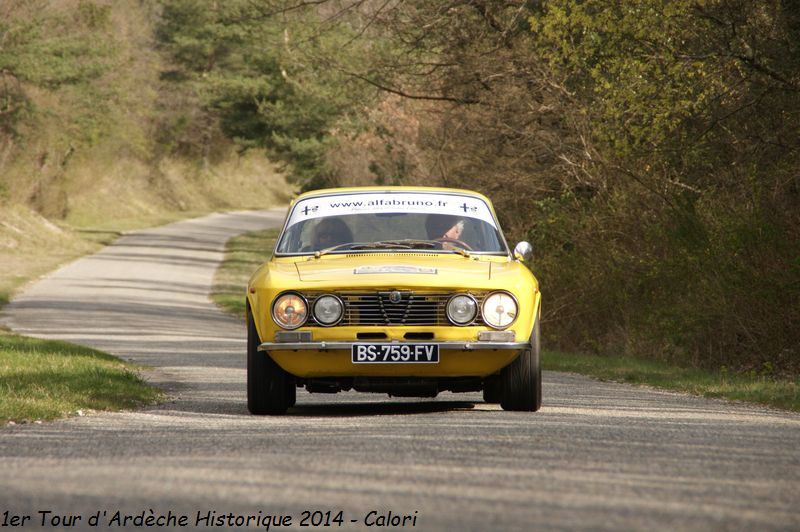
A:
246,187,541,414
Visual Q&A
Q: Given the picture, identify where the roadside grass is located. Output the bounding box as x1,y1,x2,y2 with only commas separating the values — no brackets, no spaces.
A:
212,227,800,413
211,228,280,317
544,350,800,412
0,329,162,424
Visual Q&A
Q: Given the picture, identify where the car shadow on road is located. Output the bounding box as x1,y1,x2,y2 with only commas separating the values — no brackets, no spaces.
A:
145,375,482,418
285,400,479,417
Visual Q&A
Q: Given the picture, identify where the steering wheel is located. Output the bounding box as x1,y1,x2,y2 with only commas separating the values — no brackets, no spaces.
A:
436,238,473,250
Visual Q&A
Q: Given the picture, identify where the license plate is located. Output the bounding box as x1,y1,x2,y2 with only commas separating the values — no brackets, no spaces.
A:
351,343,439,364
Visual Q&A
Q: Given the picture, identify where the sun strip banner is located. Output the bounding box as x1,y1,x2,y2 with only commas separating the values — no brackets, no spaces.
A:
286,192,497,228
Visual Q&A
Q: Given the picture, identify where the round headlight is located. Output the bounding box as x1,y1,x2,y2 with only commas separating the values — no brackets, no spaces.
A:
313,294,343,326
447,294,477,325
272,293,308,329
481,291,518,329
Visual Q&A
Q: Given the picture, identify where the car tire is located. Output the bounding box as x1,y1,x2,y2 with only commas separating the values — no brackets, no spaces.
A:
285,381,297,408
482,376,502,403
500,317,542,412
247,312,295,415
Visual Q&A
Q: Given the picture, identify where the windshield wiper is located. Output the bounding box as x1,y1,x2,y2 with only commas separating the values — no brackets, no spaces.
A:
312,241,422,258
312,239,470,258
385,239,472,257
349,239,440,250
312,241,412,259
447,245,471,258
313,242,359,258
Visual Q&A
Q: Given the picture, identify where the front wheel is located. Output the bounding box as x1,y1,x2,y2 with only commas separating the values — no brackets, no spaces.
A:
247,312,295,415
499,317,542,412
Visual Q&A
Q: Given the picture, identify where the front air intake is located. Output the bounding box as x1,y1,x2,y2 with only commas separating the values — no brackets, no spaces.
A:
305,291,486,326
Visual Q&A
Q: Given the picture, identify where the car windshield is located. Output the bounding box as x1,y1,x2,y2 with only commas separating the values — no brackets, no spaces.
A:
276,192,508,255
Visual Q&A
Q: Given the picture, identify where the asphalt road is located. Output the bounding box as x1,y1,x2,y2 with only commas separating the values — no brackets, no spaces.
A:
1,210,799,531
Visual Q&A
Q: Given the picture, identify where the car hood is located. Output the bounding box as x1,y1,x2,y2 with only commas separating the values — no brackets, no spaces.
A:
294,254,492,285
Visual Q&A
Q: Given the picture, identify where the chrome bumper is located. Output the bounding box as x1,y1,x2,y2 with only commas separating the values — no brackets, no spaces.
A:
259,341,529,352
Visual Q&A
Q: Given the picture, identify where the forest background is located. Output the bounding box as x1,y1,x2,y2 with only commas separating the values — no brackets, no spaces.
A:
2,0,798,376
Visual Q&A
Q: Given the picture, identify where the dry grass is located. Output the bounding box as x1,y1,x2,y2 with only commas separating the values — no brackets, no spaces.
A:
0,205,99,306
63,149,291,227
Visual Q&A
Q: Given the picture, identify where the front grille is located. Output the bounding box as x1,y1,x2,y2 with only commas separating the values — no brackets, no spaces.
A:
306,291,485,326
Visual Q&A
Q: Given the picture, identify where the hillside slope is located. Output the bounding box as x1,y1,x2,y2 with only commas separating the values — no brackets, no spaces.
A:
0,0,290,301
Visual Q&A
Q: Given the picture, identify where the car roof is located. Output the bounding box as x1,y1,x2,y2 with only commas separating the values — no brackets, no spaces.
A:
291,186,494,206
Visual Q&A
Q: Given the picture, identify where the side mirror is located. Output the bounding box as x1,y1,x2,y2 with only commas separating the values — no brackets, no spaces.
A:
514,241,533,261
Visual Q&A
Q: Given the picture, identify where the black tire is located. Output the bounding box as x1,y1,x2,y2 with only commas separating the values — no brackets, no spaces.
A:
482,376,502,403
499,317,542,412
285,380,297,408
247,312,295,415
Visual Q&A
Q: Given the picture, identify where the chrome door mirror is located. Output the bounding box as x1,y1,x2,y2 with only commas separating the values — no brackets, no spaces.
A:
514,241,533,261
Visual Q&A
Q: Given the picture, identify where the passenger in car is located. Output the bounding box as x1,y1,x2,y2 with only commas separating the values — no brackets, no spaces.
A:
311,218,353,250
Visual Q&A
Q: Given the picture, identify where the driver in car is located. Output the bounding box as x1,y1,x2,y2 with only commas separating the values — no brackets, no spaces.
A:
425,214,467,250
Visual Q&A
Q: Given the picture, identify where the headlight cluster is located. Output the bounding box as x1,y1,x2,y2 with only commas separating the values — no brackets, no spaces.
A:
272,290,518,330
272,293,308,329
272,292,344,329
481,291,518,329
446,294,477,325
447,291,517,329
312,294,344,326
